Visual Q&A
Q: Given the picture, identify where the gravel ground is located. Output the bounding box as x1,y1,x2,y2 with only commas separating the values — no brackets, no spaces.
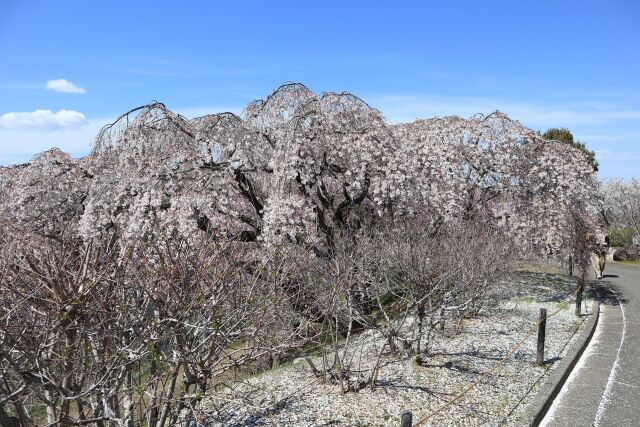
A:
198,270,592,426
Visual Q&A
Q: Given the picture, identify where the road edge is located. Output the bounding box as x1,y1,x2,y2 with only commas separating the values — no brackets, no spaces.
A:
522,299,600,426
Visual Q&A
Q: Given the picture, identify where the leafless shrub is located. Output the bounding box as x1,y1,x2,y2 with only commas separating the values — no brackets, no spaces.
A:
358,216,518,364
279,215,517,393
0,227,306,426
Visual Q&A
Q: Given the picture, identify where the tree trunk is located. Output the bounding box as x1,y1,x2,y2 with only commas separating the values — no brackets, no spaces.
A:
124,369,134,427
568,254,573,276
156,366,179,427
44,390,57,426
414,305,425,364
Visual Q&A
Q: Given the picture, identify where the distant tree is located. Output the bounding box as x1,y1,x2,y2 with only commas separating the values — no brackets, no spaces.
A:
599,178,640,238
542,127,599,172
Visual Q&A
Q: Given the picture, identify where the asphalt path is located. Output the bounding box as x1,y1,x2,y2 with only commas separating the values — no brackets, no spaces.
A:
541,262,640,426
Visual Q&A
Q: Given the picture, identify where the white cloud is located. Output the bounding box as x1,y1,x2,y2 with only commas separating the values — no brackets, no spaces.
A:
0,109,88,131
0,116,109,165
0,104,244,166
46,79,86,94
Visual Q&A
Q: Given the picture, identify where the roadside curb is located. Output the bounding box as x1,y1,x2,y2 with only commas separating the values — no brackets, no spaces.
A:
609,260,640,269
523,299,600,426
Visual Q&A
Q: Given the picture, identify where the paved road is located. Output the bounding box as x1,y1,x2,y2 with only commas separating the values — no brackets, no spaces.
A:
541,262,640,426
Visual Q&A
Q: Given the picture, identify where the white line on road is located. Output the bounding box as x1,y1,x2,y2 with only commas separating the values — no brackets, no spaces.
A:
540,304,605,426
595,290,627,426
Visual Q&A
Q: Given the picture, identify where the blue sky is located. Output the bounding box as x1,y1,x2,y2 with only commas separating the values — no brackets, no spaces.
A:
1,0,638,178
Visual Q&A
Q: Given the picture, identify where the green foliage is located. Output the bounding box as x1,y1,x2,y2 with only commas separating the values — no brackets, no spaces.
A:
609,227,636,247
542,127,599,172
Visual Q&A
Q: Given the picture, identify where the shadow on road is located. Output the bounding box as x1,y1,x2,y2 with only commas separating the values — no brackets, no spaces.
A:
590,280,628,306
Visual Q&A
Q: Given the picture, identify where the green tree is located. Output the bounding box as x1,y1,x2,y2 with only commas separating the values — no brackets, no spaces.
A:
542,127,599,172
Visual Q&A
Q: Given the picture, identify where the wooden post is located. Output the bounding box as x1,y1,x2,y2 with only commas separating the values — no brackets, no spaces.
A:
400,410,413,427
575,280,584,316
536,308,547,365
